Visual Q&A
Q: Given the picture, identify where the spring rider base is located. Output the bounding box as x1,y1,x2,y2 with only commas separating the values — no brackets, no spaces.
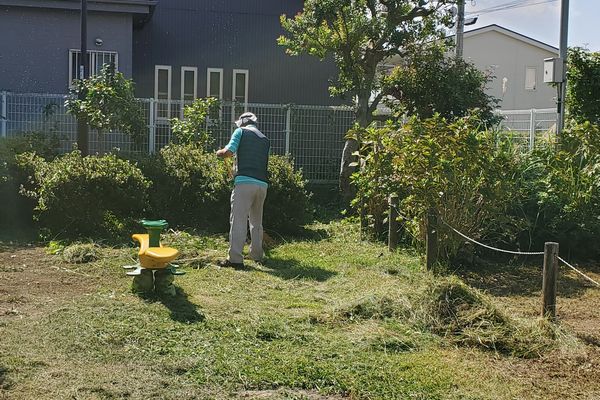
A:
123,219,185,296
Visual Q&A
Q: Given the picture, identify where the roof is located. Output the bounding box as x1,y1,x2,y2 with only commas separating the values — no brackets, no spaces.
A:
463,24,559,54
0,0,157,14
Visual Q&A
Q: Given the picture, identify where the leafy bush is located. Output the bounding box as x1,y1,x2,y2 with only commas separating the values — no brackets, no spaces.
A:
264,155,312,234
170,98,221,147
0,133,60,230
518,122,600,258
137,144,231,230
18,151,149,239
354,113,526,261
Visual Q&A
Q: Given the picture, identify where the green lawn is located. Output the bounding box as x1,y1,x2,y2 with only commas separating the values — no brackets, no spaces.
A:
0,220,595,399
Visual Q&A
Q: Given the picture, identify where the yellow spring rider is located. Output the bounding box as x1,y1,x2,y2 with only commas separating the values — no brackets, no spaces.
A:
123,220,184,296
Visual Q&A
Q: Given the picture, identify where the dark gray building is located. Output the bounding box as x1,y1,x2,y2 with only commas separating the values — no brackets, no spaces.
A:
0,0,339,105
0,0,154,93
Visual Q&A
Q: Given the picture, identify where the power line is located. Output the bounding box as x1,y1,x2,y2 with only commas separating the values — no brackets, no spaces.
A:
466,0,558,16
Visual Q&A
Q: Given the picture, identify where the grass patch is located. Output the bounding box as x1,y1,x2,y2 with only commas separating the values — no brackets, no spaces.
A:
0,220,583,399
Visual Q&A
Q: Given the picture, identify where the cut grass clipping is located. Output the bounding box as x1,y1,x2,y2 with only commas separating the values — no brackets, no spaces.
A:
338,276,557,358
61,242,101,264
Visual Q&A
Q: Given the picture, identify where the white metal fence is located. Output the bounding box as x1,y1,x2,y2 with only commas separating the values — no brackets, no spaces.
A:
0,92,355,182
496,108,557,150
0,91,558,181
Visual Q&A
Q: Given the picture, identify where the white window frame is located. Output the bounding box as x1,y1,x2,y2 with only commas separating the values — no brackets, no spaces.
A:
206,68,224,99
68,49,119,87
154,65,172,120
525,66,537,91
180,66,198,101
180,66,198,118
232,69,249,108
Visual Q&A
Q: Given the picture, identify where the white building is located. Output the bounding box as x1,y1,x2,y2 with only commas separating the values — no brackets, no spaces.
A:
462,24,559,110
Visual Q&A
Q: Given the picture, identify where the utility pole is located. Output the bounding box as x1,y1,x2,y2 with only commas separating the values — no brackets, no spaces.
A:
77,0,90,155
556,0,570,139
455,0,465,59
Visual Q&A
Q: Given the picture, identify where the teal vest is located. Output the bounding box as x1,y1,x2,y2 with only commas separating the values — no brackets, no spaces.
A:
236,127,270,183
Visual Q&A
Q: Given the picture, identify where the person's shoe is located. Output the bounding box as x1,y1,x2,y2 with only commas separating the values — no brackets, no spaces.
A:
217,259,246,269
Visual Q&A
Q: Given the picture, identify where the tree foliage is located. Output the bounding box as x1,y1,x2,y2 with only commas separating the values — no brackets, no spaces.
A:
567,47,600,125
279,0,455,122
279,0,457,197
66,64,146,139
170,97,221,148
383,44,500,125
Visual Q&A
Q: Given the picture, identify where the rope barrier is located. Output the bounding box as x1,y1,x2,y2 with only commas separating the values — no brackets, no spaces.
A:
441,219,545,255
440,218,600,288
387,203,600,289
558,256,600,288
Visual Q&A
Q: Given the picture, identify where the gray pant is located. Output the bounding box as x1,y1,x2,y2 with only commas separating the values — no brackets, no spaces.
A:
228,184,267,263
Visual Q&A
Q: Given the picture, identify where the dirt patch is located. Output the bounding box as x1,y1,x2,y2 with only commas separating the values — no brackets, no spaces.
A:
0,246,102,319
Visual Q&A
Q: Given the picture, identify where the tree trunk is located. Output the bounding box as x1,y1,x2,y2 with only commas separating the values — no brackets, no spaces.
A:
339,138,359,202
339,94,370,202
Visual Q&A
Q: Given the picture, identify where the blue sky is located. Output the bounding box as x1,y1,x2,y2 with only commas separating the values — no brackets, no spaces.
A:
465,0,599,51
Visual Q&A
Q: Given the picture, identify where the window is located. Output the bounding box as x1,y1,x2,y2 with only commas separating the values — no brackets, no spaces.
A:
181,67,197,102
232,69,249,106
525,67,536,90
69,49,118,86
154,65,172,119
207,68,223,99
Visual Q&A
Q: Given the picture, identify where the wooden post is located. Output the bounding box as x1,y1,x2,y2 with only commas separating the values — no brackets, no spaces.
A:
388,194,399,251
425,208,438,270
541,242,559,319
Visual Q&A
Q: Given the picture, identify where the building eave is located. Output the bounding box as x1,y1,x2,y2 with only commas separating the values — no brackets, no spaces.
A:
0,0,156,14
463,24,559,55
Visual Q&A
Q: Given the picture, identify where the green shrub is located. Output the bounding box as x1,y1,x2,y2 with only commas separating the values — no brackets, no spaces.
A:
170,98,221,148
264,155,312,234
137,144,231,230
0,133,60,231
136,149,311,234
18,151,149,240
354,113,525,261
517,122,600,258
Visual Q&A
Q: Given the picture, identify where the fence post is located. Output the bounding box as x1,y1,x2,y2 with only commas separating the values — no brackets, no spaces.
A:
1,91,7,138
425,208,438,270
285,107,291,154
148,98,156,154
529,109,536,151
388,194,399,251
541,242,559,320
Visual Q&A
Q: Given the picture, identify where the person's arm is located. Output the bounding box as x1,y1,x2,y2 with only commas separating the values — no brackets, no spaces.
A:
216,128,242,158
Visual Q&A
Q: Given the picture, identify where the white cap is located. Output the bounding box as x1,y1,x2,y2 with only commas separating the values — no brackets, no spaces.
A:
235,112,258,128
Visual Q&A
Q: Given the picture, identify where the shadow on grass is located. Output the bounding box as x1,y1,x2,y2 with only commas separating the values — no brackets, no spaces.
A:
265,226,330,244
141,287,205,323
456,261,589,298
0,364,9,390
260,255,337,282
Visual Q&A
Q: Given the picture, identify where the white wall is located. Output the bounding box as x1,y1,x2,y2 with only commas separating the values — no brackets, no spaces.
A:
463,30,558,110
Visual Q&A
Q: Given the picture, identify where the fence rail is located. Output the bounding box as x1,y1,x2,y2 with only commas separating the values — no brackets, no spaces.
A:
496,108,557,150
0,91,558,181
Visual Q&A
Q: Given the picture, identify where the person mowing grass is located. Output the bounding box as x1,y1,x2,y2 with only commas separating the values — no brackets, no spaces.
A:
216,112,270,268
